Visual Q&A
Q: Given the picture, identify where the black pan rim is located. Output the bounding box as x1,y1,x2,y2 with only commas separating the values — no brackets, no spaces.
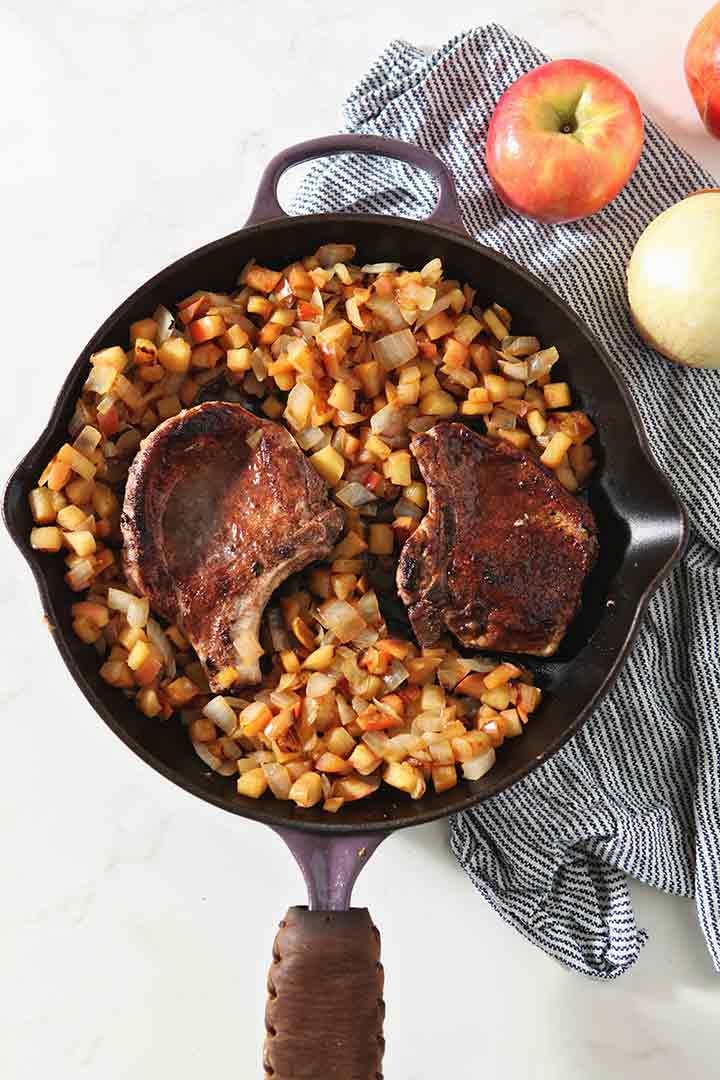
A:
3,211,689,835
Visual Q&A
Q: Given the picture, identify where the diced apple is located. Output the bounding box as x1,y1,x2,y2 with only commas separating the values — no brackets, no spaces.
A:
310,445,345,486
158,337,191,373
419,390,457,417
543,382,572,409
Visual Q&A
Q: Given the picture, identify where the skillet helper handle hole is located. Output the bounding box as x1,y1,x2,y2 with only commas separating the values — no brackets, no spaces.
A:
264,906,385,1080
246,132,464,234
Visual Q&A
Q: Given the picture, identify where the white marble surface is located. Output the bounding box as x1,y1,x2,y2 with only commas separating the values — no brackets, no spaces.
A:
2,2,719,1077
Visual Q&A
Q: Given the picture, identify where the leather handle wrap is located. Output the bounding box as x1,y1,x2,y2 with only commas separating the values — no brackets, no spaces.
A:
264,906,385,1080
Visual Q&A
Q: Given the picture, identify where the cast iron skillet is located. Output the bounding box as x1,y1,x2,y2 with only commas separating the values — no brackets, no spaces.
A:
4,134,686,1079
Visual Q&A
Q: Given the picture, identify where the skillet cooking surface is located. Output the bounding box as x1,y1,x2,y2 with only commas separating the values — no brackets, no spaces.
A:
3,212,686,832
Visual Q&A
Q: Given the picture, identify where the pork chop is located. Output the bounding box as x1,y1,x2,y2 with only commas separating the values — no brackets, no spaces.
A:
396,422,598,656
121,401,343,691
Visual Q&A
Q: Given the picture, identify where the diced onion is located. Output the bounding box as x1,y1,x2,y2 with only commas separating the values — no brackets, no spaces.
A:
462,747,497,780
203,696,238,735
355,590,382,626
373,328,418,371
316,599,367,644
284,381,314,431
73,425,102,456
270,689,301,710
320,774,334,800
297,321,320,337
262,762,292,799
438,656,495,689
366,296,407,331
66,560,95,590
336,410,366,426
336,695,356,727
107,588,133,613
147,618,176,679
398,281,436,311
251,348,268,381
346,295,368,331
306,672,338,698
153,305,175,343
411,711,445,735
127,596,150,628
384,733,423,760
316,244,356,269
84,365,117,395
414,291,454,328
334,655,367,696
362,730,389,756
497,357,529,380
309,286,324,314
527,347,559,383
372,697,404,725
501,335,541,357
370,403,407,437
383,660,409,693
246,749,275,765
393,497,423,521
271,334,295,358
361,262,401,274
487,408,517,432
442,365,477,389
352,625,380,649
420,258,443,284
193,741,224,772
332,262,352,285
295,427,327,451
354,678,385,703
335,482,377,509
218,737,243,761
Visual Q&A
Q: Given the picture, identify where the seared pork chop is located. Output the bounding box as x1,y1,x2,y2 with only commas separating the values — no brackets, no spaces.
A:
397,422,598,656
121,402,343,691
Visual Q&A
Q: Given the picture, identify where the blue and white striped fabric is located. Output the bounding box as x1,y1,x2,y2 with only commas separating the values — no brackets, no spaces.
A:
293,24,720,978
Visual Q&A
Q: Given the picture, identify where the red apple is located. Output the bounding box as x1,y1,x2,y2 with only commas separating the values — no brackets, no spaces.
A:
685,3,720,138
486,59,644,224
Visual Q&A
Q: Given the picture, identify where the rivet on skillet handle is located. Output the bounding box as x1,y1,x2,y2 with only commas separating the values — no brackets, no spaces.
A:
245,132,466,234
263,829,387,1080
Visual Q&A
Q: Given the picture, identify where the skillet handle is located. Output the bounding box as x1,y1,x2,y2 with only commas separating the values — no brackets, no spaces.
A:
246,133,464,233
264,906,385,1080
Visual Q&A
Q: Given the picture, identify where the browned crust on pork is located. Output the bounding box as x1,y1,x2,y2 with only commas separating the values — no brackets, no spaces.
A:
121,402,342,689
396,422,598,657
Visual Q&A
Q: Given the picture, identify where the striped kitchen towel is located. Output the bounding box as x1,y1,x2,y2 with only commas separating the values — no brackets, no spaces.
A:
292,24,720,978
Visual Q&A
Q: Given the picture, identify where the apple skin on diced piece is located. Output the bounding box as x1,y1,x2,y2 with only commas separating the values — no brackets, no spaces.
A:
486,58,644,223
